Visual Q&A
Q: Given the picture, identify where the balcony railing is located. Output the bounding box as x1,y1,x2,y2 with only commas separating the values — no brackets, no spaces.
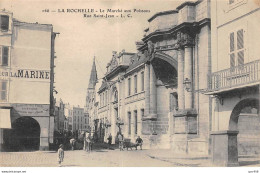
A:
208,60,260,92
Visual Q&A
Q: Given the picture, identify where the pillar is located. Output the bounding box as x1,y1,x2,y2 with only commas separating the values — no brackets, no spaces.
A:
184,46,193,109
149,64,157,117
177,49,185,110
144,64,150,116
211,130,239,166
0,129,3,151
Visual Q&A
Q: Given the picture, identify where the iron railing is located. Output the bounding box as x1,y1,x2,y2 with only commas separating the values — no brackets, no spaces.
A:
208,60,260,91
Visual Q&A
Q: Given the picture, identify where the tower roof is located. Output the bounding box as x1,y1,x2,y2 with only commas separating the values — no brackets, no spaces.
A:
88,57,98,89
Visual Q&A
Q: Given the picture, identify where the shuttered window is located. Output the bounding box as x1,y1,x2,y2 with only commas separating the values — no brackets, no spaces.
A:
229,29,245,70
237,29,244,66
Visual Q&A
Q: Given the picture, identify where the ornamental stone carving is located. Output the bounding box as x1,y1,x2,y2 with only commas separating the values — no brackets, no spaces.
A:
175,31,194,49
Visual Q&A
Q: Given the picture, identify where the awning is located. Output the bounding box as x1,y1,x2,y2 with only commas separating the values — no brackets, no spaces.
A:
0,109,11,129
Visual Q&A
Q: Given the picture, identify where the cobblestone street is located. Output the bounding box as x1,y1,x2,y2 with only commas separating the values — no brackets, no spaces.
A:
1,148,259,167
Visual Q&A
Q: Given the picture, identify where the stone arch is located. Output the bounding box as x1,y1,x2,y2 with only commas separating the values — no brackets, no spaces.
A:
151,52,178,88
4,116,41,151
153,52,178,70
229,98,259,131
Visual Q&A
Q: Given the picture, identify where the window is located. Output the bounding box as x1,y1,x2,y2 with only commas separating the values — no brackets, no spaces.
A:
114,90,118,102
128,78,131,96
0,15,9,31
134,75,137,94
229,29,245,70
170,93,178,111
134,110,137,135
141,72,144,91
141,109,144,117
0,81,7,101
128,112,131,135
0,46,9,66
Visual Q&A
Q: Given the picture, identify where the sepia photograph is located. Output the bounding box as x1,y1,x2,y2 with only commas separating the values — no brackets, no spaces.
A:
0,0,259,170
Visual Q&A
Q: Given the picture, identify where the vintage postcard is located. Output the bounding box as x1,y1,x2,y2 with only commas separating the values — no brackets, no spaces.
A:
0,0,259,170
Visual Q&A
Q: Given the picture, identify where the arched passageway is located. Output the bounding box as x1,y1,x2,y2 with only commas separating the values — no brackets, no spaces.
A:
229,98,260,165
3,117,40,151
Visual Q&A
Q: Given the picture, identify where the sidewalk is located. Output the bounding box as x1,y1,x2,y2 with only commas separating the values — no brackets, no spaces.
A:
144,149,213,167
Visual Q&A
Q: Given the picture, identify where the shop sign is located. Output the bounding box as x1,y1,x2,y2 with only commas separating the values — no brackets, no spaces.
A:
13,104,50,117
0,68,50,80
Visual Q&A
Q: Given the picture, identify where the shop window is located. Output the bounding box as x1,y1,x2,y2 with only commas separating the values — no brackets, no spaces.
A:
0,15,9,32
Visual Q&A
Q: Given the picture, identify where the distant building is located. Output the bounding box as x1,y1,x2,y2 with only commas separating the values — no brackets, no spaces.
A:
65,103,87,136
207,0,260,166
0,9,58,151
54,99,65,133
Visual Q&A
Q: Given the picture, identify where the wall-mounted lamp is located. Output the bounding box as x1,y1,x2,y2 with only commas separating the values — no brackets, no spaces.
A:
183,78,192,92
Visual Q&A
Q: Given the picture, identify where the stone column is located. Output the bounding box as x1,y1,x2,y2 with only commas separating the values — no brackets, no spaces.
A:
149,64,157,117
184,46,193,109
0,129,3,151
211,130,239,166
144,63,150,116
177,49,185,110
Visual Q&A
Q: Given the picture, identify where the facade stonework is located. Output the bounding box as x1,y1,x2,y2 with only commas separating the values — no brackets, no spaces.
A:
0,9,57,151
86,0,212,155
208,0,260,166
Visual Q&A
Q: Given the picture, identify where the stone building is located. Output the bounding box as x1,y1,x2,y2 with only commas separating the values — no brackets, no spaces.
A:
86,0,212,155
65,103,87,136
0,9,58,151
207,0,260,166
93,0,212,156
54,99,65,133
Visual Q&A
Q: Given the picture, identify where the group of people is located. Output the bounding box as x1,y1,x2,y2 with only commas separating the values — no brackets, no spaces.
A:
57,133,144,167
107,133,143,151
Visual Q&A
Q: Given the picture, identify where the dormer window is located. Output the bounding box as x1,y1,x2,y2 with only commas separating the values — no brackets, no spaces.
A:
0,15,9,32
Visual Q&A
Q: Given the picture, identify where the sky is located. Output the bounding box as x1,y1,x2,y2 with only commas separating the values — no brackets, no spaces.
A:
0,0,191,107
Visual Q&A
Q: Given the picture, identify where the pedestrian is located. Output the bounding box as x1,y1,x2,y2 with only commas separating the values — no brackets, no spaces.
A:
118,133,124,151
57,144,64,167
86,133,92,153
135,136,143,150
70,137,76,151
107,133,112,149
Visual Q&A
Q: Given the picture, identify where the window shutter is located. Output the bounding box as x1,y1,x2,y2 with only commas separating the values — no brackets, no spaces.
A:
238,50,244,66
230,32,234,52
237,29,244,50
2,47,8,66
230,53,235,70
